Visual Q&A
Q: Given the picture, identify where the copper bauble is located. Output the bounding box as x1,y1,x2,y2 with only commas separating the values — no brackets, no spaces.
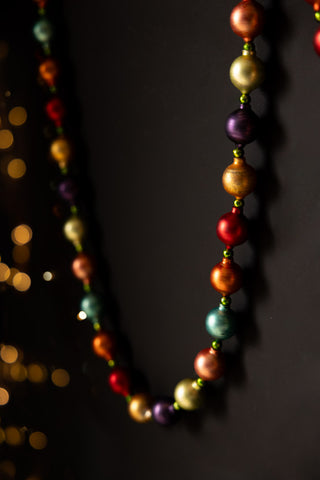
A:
72,253,94,283
92,331,116,361
222,157,256,199
210,258,242,296
230,0,265,42
194,348,225,381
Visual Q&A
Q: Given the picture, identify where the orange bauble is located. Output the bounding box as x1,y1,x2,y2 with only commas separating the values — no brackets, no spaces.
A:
92,331,116,362
39,58,59,87
72,253,95,284
210,258,242,296
230,0,265,42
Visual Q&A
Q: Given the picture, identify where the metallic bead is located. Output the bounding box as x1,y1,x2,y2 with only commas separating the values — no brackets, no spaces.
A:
92,332,115,361
225,104,259,145
234,199,244,208
194,347,225,382
240,94,251,104
223,248,233,259
39,58,59,87
128,394,153,423
314,27,320,55
33,18,53,44
210,258,243,296
174,378,203,411
230,52,264,94
80,292,104,322
109,367,131,396
46,97,66,126
72,252,95,284
233,147,244,158
220,296,231,307
222,157,256,199
50,137,72,169
305,0,320,12
205,305,237,340
63,216,85,246
315,11,320,21
216,207,248,247
58,178,78,203
212,340,222,350
230,0,265,42
152,398,178,426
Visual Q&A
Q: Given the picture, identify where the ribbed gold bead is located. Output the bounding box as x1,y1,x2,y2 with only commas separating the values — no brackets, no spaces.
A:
222,157,256,199
128,393,153,423
230,52,264,94
173,378,203,411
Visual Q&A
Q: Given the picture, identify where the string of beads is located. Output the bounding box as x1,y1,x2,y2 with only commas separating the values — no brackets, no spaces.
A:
305,0,320,54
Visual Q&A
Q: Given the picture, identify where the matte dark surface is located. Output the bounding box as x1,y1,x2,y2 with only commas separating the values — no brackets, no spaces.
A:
1,1,320,479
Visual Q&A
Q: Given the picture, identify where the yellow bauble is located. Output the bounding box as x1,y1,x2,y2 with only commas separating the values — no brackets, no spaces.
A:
63,217,85,245
222,157,256,199
230,52,264,94
174,378,203,411
128,394,153,423
50,137,72,168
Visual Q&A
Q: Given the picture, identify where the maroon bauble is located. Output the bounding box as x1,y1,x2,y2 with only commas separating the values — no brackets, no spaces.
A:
314,27,320,55
216,207,248,247
108,367,131,396
46,97,66,126
194,348,225,381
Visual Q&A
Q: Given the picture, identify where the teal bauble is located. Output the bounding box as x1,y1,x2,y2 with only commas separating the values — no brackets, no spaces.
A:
33,18,53,44
80,293,104,322
205,305,237,340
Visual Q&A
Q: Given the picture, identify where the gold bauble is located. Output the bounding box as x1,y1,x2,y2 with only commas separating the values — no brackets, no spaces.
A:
128,393,153,423
50,136,72,169
63,217,85,245
222,157,256,199
230,52,264,94
174,378,203,411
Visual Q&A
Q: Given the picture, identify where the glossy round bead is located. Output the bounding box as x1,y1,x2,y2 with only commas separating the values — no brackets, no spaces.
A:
305,0,320,11
216,207,248,247
210,258,242,296
173,378,203,411
222,157,256,199
63,217,85,245
206,305,237,340
152,398,178,426
45,97,66,126
225,104,259,145
92,331,116,361
194,347,225,381
39,58,59,87
58,178,78,203
33,18,53,44
230,52,264,94
230,0,265,42
108,367,131,397
50,137,72,169
128,394,153,423
72,253,95,283
80,292,104,322
34,0,48,8
314,27,320,55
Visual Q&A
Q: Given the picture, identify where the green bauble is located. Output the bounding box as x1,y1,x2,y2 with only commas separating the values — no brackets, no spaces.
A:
205,305,237,340
80,293,104,322
33,18,53,44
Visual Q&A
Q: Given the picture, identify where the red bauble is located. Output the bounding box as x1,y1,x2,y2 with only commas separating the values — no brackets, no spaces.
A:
92,331,116,362
216,207,248,247
46,97,66,126
314,27,320,55
72,252,95,284
108,367,131,396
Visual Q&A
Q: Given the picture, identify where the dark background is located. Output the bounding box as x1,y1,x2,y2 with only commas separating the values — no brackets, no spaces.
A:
1,0,320,479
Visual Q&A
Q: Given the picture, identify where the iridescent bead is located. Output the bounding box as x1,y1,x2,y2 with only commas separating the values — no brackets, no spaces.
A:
63,217,85,247
173,378,203,411
230,0,265,42
225,104,259,145
152,398,178,426
216,207,248,247
222,157,256,199
128,394,153,423
194,347,225,381
230,52,264,94
205,305,237,340
33,18,53,44
80,292,104,322
210,258,243,296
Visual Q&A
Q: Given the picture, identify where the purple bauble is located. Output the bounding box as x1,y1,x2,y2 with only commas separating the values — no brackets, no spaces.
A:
225,104,259,145
58,178,78,203
152,398,178,426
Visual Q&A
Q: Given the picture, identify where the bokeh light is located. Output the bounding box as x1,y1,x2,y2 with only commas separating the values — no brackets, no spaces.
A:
77,311,87,321
6,268,19,286
0,41,9,61
7,158,26,179
0,263,10,282
4,426,24,446
10,363,27,382
12,272,31,292
12,245,30,264
0,428,5,444
29,431,48,450
43,271,54,281
28,364,47,383
11,224,32,245
51,369,70,387
0,345,18,364
8,106,27,126
0,129,14,149
0,460,16,478
0,388,9,406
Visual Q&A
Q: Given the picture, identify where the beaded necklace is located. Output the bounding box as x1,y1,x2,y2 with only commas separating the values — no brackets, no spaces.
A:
32,0,265,426
305,0,320,53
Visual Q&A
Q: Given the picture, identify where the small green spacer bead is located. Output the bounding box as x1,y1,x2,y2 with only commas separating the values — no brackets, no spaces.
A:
212,340,222,351
70,205,78,215
197,378,205,388
223,249,233,259
125,395,132,403
43,44,51,56
243,42,255,52
233,147,244,158
234,199,244,208
56,126,64,135
315,11,320,22
83,283,91,293
49,85,57,94
173,402,181,411
38,8,46,15
75,243,83,253
221,296,231,307
93,322,101,331
240,94,251,104
60,167,68,176
108,359,116,368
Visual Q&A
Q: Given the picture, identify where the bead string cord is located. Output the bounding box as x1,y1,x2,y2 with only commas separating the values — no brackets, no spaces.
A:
32,0,265,425
305,0,320,53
